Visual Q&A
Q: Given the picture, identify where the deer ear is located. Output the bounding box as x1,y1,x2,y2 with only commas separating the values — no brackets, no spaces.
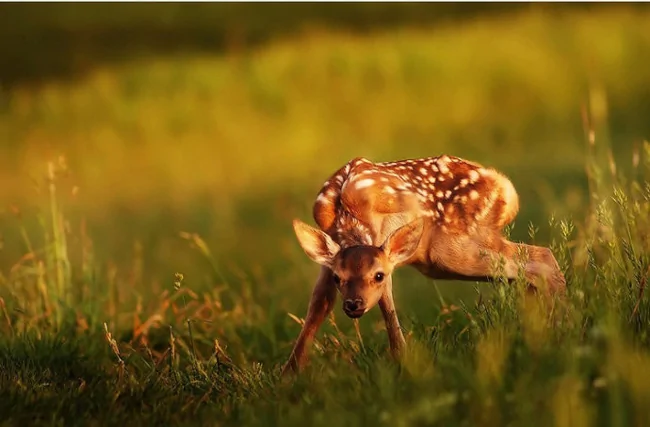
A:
381,218,424,266
292,219,340,267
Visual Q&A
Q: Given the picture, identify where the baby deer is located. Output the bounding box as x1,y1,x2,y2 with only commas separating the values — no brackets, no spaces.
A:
283,155,566,375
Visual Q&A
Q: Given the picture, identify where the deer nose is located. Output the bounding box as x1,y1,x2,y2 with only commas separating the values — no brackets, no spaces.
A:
343,299,365,317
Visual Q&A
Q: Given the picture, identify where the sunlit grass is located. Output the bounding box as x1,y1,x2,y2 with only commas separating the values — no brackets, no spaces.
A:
1,137,648,425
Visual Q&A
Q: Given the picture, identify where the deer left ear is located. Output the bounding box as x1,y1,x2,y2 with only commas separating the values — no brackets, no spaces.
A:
381,218,424,266
293,219,341,267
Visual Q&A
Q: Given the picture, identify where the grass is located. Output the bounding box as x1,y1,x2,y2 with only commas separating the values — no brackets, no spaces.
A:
1,6,650,426
1,141,649,426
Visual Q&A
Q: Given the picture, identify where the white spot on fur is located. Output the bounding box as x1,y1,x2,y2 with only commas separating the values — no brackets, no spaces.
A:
437,156,450,173
354,178,376,190
316,193,331,204
469,190,479,200
469,170,480,182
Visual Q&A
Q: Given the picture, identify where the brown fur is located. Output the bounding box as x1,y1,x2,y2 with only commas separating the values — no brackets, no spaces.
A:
284,155,566,376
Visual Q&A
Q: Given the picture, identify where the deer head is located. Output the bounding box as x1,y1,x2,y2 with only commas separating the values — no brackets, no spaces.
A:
292,218,424,318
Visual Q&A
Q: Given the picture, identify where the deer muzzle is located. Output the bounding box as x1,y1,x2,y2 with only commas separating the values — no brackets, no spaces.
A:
343,298,366,318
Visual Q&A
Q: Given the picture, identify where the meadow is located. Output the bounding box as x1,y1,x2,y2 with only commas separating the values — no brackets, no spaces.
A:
1,6,650,426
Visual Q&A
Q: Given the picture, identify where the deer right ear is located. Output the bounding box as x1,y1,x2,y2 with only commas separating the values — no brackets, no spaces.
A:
292,219,340,267
381,218,425,267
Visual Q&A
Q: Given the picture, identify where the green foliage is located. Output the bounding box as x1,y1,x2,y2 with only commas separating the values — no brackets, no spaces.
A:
0,3,578,86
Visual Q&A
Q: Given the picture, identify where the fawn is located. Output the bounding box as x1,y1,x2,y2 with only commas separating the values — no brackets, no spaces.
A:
283,155,566,375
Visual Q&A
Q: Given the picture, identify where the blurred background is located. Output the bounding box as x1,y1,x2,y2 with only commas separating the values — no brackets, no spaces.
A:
0,3,649,336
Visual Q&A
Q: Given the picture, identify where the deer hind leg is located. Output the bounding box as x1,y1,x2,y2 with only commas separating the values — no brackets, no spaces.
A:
282,266,338,376
431,235,566,295
506,242,567,294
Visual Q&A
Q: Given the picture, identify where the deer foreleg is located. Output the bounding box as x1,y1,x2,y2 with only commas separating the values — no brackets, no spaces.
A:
282,266,337,376
378,283,406,361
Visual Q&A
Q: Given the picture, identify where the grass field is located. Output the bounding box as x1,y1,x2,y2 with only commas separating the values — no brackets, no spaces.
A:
1,7,650,426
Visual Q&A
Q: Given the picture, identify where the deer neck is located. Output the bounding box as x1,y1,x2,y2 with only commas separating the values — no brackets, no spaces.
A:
330,210,374,249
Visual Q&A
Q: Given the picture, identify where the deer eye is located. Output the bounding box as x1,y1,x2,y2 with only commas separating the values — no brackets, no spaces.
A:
332,274,341,285
374,272,385,282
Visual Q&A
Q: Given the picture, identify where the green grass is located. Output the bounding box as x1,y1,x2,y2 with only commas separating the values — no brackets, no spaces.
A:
1,7,650,426
1,143,650,426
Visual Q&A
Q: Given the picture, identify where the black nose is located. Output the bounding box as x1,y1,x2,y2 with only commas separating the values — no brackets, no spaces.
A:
343,299,364,316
